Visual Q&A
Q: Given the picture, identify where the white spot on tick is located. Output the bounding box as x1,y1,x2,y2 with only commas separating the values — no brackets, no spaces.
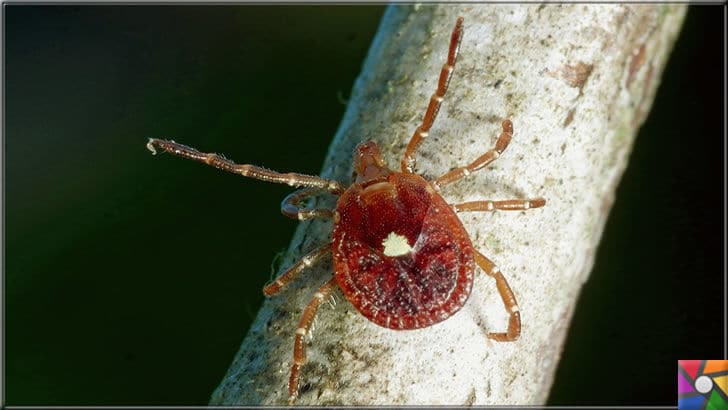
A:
382,232,413,257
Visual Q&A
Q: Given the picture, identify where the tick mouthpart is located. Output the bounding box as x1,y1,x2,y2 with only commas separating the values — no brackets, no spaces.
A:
353,141,391,183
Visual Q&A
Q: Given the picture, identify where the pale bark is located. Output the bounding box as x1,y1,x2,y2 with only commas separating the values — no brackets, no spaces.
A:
210,4,687,405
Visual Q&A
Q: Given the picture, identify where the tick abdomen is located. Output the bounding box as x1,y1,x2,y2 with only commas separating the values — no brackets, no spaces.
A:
333,173,475,330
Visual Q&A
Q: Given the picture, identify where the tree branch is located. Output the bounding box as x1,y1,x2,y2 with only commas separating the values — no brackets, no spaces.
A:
210,4,687,405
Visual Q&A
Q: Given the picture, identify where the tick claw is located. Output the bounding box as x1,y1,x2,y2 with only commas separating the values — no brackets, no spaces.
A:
146,138,157,155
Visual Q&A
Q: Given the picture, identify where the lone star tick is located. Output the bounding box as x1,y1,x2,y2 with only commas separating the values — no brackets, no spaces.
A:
147,17,546,401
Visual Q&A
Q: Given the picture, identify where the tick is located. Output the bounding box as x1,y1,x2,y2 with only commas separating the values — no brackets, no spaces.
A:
147,17,545,401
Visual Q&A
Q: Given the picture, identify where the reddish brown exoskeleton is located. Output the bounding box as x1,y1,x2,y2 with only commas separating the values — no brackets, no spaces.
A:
147,17,545,401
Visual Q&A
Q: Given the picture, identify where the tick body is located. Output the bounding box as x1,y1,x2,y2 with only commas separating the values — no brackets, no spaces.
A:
333,159,475,330
147,17,545,402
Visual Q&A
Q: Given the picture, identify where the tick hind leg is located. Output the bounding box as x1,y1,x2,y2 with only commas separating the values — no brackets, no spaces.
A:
288,278,339,402
433,119,513,189
263,244,331,296
474,251,521,342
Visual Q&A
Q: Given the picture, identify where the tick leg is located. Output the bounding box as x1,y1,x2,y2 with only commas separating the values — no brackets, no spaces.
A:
433,119,513,189
474,251,521,342
288,278,339,401
263,244,331,296
401,17,464,173
281,188,335,221
147,139,344,194
453,197,546,213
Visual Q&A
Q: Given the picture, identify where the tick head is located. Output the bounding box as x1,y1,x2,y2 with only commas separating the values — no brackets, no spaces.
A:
352,141,391,184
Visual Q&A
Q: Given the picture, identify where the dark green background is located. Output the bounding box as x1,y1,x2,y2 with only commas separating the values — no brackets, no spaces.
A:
4,5,723,406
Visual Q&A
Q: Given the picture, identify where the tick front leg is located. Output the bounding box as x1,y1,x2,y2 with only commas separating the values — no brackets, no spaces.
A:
288,278,339,402
281,188,335,221
433,119,513,189
263,244,331,296
474,251,521,342
453,198,546,213
401,17,464,173
147,138,344,194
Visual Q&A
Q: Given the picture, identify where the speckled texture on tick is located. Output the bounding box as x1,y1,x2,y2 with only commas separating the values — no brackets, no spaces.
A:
333,172,475,330
209,4,687,405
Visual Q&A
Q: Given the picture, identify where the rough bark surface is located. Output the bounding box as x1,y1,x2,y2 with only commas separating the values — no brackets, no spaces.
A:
210,4,687,405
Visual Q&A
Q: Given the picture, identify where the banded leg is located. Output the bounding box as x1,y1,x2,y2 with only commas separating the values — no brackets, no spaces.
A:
147,138,344,194
474,251,521,342
401,17,464,173
288,278,339,400
281,188,335,221
454,197,546,213
263,244,331,296
433,119,513,189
